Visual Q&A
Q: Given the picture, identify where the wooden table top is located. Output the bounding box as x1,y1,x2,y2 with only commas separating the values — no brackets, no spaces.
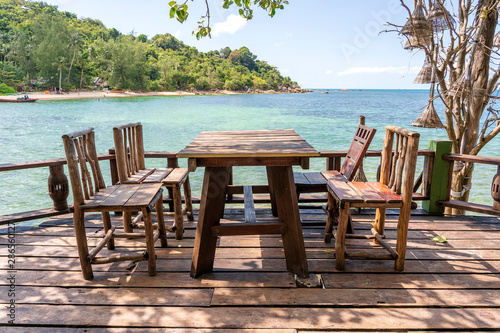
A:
177,129,319,158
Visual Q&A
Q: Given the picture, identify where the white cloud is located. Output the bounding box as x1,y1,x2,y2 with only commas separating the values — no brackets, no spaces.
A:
281,69,290,74
212,14,247,37
338,66,420,76
171,30,181,38
325,70,334,75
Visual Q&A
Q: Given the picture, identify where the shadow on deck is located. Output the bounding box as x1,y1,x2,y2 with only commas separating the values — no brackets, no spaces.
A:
1,208,500,331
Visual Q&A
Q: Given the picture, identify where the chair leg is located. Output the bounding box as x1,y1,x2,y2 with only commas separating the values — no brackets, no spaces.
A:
155,197,168,248
172,184,184,240
183,176,194,221
166,188,174,211
73,210,93,280
373,208,386,244
324,193,337,243
335,202,350,271
101,212,115,250
395,209,411,271
142,207,156,276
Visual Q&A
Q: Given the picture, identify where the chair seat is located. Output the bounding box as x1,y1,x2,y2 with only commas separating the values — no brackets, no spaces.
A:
123,168,173,184
326,179,403,208
161,168,189,185
81,183,163,211
294,172,327,193
123,167,189,185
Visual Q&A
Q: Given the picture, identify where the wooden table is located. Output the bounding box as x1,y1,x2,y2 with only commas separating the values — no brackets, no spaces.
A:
178,129,319,278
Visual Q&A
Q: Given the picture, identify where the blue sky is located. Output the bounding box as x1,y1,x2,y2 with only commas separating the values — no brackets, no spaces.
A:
39,0,426,89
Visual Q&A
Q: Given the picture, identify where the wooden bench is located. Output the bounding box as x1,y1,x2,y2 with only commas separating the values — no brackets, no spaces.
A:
62,128,168,280
324,126,420,271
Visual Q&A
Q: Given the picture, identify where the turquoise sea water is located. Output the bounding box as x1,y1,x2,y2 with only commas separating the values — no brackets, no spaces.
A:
1,89,499,218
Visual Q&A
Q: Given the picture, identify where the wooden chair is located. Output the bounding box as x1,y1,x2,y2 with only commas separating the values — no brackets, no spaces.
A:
113,122,193,240
295,124,376,196
62,128,168,280
323,125,420,271
294,124,377,239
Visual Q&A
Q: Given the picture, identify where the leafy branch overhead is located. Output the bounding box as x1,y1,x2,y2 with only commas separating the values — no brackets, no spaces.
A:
168,0,289,39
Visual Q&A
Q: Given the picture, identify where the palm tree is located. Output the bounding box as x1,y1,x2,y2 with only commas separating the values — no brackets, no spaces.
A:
67,32,79,83
55,56,65,92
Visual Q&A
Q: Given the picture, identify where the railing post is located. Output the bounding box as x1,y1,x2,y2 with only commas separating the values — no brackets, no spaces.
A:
422,139,453,214
48,165,69,211
108,148,119,185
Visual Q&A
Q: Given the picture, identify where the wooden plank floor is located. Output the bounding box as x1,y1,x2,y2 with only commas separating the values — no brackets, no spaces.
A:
1,207,500,332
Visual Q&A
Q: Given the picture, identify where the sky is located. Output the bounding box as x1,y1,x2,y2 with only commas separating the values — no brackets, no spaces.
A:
35,0,427,90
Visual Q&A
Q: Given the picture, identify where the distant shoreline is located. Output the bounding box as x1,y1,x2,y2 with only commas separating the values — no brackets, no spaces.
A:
0,88,311,101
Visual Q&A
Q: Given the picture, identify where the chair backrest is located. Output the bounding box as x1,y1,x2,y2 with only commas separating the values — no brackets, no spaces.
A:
340,124,377,180
113,122,146,184
62,128,105,207
379,125,420,198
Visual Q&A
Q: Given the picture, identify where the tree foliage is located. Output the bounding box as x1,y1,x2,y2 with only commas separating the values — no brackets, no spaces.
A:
0,0,298,92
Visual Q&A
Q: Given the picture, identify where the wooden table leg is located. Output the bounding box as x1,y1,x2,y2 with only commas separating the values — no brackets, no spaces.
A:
266,166,278,217
190,166,231,278
267,166,309,278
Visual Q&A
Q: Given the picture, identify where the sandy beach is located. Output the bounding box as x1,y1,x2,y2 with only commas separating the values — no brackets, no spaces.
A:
0,90,205,101
0,87,308,102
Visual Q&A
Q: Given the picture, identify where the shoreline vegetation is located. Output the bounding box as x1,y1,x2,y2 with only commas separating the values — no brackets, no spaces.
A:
0,1,302,96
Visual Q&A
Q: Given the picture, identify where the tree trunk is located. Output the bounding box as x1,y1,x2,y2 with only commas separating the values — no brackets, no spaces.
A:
80,61,85,91
59,65,62,92
67,47,76,83
450,0,497,215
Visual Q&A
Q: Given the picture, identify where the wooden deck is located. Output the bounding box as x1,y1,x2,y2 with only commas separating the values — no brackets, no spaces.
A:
1,207,500,331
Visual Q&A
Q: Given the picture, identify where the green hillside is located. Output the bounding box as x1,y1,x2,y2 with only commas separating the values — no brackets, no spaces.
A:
0,0,301,92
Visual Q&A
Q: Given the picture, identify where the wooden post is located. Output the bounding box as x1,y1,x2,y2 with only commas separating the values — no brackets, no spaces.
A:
492,166,500,210
47,165,69,211
422,139,453,214
108,148,119,186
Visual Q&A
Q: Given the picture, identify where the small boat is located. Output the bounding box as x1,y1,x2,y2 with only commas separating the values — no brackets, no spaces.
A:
0,97,38,103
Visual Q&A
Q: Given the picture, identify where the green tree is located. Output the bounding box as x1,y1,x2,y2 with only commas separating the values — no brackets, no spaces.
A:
228,50,240,64
32,14,70,88
0,82,16,94
238,46,256,71
157,51,179,89
152,33,183,51
67,32,80,83
108,36,148,90
55,56,65,92
220,47,231,59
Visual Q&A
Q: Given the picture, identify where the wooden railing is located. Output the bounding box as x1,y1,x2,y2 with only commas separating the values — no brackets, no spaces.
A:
0,148,435,225
2,141,500,225
0,152,179,225
437,154,500,216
